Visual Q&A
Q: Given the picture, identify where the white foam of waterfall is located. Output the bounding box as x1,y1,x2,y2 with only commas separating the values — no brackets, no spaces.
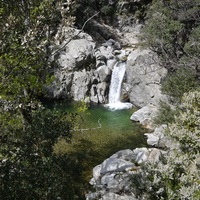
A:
105,62,132,110
109,62,126,103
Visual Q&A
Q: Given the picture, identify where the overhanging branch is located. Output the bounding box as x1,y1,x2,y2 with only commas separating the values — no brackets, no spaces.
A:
51,12,100,56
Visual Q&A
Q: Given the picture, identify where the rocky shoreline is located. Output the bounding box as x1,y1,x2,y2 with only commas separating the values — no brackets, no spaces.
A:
86,105,168,200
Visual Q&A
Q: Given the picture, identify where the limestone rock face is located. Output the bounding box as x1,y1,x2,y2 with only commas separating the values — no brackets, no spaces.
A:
110,149,136,161
47,18,168,107
100,157,135,174
56,37,95,71
71,69,93,101
133,147,149,164
49,27,129,103
125,48,168,107
48,28,96,100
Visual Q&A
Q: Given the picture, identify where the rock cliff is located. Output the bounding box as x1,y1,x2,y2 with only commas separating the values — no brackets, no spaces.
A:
47,16,167,107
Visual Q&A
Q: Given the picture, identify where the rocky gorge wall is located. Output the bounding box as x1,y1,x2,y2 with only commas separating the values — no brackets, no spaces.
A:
47,18,167,108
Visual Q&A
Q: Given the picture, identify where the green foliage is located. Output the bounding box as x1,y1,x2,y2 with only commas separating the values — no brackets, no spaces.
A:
162,91,200,199
161,67,198,101
181,26,200,72
100,5,115,16
131,91,200,199
0,1,85,199
72,100,90,131
133,1,200,197
153,101,179,125
184,26,200,56
134,4,148,21
73,0,117,27
142,1,182,58
74,100,89,114
142,0,200,72
0,0,63,104
0,106,81,199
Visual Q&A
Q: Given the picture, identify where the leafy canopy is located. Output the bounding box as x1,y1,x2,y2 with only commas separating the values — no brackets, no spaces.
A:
0,1,87,199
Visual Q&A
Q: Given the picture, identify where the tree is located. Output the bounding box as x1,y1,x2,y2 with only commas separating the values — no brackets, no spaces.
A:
0,106,80,199
0,1,87,199
161,67,198,102
142,0,200,71
0,0,61,101
141,0,200,105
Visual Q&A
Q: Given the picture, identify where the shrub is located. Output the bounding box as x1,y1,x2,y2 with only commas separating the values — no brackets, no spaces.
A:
131,91,200,200
161,67,198,102
100,5,114,16
153,101,178,125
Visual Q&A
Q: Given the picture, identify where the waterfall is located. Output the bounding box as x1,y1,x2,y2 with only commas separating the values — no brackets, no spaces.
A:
109,62,126,103
105,62,132,110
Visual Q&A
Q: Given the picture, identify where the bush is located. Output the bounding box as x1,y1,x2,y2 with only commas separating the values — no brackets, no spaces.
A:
153,101,178,125
100,5,114,16
131,91,200,200
161,67,198,102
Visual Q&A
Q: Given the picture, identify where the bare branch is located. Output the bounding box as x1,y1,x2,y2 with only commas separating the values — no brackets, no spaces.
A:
51,12,100,56
72,118,102,133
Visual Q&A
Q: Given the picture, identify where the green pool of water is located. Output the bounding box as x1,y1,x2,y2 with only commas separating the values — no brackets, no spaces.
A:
85,105,143,135
45,100,147,199
47,100,147,152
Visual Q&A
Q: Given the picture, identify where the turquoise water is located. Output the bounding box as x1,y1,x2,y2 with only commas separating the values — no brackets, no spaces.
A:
86,105,141,133
46,101,147,150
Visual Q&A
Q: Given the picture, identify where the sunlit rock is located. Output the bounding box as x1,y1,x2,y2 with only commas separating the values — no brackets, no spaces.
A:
145,125,167,147
130,104,157,130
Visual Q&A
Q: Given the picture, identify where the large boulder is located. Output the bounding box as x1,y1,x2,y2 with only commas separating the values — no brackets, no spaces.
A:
96,65,111,82
133,147,149,164
48,21,168,106
53,27,95,71
48,28,95,99
100,157,135,174
130,104,158,130
87,148,164,200
110,149,136,161
125,48,167,107
71,69,93,101
96,82,109,103
145,125,168,148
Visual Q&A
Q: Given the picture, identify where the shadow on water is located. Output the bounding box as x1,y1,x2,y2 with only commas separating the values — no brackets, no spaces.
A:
58,125,147,199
